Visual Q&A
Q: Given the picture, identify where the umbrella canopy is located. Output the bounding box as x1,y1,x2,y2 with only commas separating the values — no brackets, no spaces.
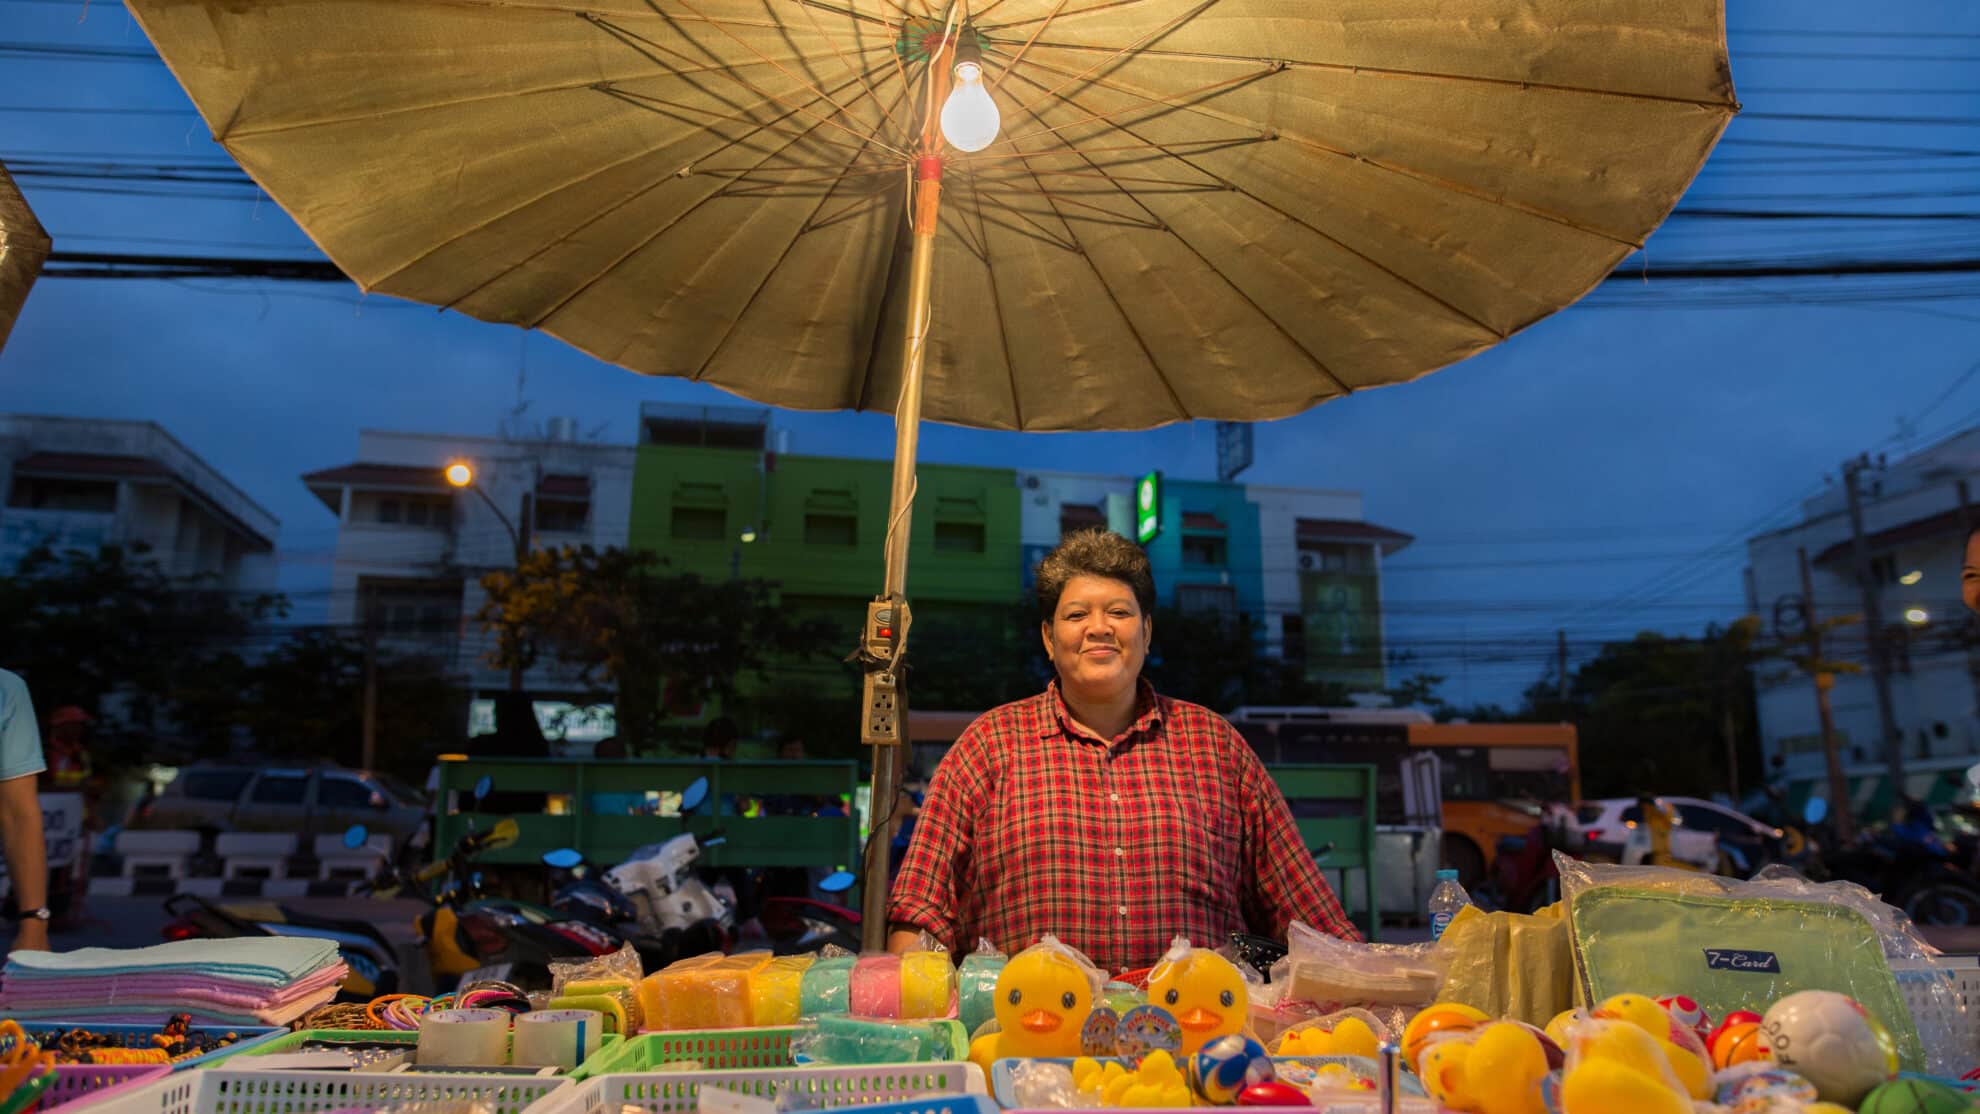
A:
0,163,51,354
127,0,1732,432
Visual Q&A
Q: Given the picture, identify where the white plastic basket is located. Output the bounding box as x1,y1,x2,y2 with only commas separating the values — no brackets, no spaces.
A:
85,1068,568,1114
1895,956,1979,1061
528,1063,985,1114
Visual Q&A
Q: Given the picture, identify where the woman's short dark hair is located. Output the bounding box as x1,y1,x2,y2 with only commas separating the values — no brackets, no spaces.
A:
1034,528,1156,621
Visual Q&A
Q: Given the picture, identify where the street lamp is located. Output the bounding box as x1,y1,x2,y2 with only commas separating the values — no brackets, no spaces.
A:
445,458,533,693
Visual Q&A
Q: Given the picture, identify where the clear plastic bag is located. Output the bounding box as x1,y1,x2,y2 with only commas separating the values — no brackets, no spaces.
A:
1265,919,1449,1037
1556,854,1967,1076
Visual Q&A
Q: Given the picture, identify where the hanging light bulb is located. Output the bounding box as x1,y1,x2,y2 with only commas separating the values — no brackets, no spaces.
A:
939,38,1000,153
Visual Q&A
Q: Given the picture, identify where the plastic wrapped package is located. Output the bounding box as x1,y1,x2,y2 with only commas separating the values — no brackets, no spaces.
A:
957,941,1006,1035
800,954,856,1017
1555,1015,1699,1114
848,953,904,1017
1556,855,1962,1076
1435,902,1575,1027
748,955,815,1026
1008,1059,1080,1109
971,936,1108,1066
1266,920,1449,1038
900,951,957,1019
1272,1008,1389,1059
790,1016,926,1065
640,952,773,1030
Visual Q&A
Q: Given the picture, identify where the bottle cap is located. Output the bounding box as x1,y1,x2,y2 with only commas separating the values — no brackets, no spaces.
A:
1435,869,1458,881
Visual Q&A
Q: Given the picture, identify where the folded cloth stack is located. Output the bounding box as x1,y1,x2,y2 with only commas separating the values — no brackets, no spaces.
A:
0,937,347,1026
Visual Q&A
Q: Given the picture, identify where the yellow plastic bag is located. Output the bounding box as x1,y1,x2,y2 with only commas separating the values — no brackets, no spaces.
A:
1434,903,1574,1027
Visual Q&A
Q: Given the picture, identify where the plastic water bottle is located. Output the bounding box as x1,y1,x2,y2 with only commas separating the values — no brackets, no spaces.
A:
1428,868,1471,942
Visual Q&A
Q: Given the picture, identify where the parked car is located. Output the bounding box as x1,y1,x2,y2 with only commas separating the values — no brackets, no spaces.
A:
132,764,429,854
1573,796,1783,875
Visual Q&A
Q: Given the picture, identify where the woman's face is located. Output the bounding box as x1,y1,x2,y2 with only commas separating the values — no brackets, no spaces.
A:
1041,574,1151,703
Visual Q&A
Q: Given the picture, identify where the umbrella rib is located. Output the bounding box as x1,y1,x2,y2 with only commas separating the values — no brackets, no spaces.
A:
1001,0,1227,126
985,0,1069,94
1011,40,1739,111
998,106,1190,420
366,66,890,294
591,12,911,158
955,135,1265,165
599,86,887,159
782,0,911,151
1014,51,1656,249
684,83,915,382
999,63,1507,342
959,163,1026,429
997,64,1277,147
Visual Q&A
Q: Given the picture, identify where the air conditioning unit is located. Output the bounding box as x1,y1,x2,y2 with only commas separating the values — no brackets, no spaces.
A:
1298,552,1318,571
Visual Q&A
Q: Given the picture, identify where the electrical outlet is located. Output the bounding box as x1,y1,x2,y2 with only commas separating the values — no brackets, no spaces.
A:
862,669,900,746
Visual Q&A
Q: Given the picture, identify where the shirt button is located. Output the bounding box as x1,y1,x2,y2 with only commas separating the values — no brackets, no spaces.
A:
1114,846,1125,857
1118,905,1129,916
1109,792,1120,803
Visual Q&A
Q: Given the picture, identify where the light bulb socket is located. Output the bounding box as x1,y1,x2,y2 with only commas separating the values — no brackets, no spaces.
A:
951,35,983,76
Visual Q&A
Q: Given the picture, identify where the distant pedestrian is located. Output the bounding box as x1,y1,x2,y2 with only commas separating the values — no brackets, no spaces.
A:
0,670,50,953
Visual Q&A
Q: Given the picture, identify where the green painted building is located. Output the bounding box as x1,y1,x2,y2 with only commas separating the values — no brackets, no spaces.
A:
628,405,1027,741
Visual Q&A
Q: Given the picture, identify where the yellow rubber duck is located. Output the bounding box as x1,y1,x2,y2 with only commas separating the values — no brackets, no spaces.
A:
1275,1015,1381,1060
968,937,1099,1074
1145,942,1249,1056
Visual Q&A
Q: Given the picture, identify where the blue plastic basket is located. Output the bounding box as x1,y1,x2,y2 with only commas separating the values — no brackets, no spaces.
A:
989,1055,1425,1108
0,1022,286,1071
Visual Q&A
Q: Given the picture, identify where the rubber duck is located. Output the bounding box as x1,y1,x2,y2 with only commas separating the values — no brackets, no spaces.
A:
968,937,1099,1073
1590,993,1709,1099
1462,1022,1551,1114
1560,1018,1693,1114
1145,942,1249,1056
1275,1015,1381,1060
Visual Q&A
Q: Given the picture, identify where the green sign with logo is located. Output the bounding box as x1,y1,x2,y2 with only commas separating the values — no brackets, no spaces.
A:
1135,471,1161,544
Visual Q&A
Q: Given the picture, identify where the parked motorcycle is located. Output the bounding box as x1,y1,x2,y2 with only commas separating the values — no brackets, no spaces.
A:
1801,797,1980,926
759,871,860,955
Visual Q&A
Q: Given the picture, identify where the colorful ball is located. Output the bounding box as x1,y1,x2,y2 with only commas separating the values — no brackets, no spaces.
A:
1708,1009,1764,1050
1237,1082,1312,1106
1656,995,1709,1037
1857,1078,1975,1114
1401,1002,1490,1069
1760,991,1899,1107
1189,1033,1273,1104
1709,1021,1770,1071
1714,1067,1817,1113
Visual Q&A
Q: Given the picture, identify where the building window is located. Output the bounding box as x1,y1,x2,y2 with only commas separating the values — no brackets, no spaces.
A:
536,499,589,533
934,521,985,554
376,495,449,527
1059,503,1106,537
1298,542,1374,574
1176,583,1237,617
1868,555,1898,586
378,499,401,524
1281,614,1305,662
7,477,116,513
1181,534,1227,567
805,513,857,546
671,506,726,540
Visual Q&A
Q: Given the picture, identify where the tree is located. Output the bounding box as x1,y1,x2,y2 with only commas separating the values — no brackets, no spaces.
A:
475,546,838,750
231,628,464,780
0,543,283,765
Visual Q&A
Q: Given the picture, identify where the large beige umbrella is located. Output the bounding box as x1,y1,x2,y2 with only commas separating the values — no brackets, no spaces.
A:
127,0,1734,944
0,163,51,354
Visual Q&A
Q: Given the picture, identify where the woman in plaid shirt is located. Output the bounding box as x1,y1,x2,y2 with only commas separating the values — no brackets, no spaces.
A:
887,529,1360,974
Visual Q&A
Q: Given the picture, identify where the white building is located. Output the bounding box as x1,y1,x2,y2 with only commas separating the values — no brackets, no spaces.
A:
0,414,277,588
301,427,635,743
1746,427,1980,809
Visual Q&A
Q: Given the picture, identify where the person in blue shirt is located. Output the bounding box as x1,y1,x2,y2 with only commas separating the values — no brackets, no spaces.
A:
0,670,50,952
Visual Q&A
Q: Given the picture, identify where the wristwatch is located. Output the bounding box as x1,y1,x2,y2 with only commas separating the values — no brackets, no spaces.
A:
13,907,49,924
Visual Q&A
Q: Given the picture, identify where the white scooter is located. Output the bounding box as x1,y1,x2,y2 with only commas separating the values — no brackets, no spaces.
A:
601,776,737,938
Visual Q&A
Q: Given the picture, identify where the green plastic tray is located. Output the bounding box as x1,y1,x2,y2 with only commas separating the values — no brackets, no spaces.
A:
204,1028,620,1075
572,1027,799,1080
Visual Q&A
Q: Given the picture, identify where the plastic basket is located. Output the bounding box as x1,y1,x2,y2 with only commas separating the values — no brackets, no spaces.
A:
204,1030,620,1076
571,1027,796,1080
82,1069,566,1114
1895,956,1979,1062
0,1025,285,1073
529,1063,985,1114
989,1056,1423,1110
40,1066,173,1112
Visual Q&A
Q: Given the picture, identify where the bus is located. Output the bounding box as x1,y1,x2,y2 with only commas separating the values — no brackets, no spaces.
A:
907,705,1578,889
1228,707,1579,888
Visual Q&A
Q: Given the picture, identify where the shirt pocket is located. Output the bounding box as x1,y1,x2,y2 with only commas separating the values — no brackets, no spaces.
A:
1142,789,1241,914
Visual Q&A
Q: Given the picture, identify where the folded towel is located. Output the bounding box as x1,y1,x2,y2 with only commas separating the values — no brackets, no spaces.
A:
4,938,340,985
0,961,349,1011
0,979,342,1027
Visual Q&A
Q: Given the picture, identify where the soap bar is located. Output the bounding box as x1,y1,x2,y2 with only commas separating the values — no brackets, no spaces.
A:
801,955,855,1017
900,950,957,1019
641,951,773,1030
812,1015,934,1063
848,953,902,1018
562,978,639,1031
550,994,628,1035
957,953,1005,1035
748,955,814,1027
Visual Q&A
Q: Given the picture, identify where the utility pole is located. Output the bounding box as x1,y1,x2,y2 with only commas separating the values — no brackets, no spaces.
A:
1800,547,1855,842
508,489,534,694
361,598,379,772
1843,456,1905,800
1556,629,1569,707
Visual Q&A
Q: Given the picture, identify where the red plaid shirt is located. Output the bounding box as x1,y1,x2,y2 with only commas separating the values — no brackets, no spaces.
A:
889,679,1360,974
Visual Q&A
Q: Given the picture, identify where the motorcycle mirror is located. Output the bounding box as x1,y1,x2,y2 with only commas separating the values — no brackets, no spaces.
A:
1803,797,1829,825
473,775,494,802
342,824,370,849
819,870,857,893
702,835,727,848
680,777,711,813
543,848,583,869
487,817,521,851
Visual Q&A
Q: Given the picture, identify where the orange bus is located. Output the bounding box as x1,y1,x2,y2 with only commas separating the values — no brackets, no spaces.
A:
1225,708,1580,888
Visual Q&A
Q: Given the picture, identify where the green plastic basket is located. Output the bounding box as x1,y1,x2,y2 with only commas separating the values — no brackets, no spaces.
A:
204,1028,619,1075
572,1027,798,1080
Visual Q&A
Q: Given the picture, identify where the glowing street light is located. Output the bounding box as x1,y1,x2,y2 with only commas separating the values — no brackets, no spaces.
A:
1905,607,1930,625
444,461,474,488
